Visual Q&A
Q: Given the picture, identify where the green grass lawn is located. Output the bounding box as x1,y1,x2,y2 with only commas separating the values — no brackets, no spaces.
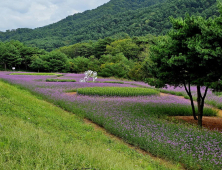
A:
0,80,181,170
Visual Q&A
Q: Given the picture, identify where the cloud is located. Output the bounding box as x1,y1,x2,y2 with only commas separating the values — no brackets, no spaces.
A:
0,0,110,32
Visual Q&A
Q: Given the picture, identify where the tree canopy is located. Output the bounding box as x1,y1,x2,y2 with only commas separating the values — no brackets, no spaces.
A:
147,8,222,127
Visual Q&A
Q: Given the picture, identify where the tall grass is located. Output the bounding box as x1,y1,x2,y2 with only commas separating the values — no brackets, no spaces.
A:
0,80,177,170
46,78,76,82
77,87,160,97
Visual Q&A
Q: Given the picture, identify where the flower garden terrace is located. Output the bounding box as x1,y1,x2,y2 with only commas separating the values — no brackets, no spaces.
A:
0,71,222,170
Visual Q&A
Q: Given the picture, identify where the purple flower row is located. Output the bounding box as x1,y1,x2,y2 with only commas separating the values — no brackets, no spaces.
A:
0,72,221,169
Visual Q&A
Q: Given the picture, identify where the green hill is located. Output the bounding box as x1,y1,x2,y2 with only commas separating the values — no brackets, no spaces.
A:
0,0,220,51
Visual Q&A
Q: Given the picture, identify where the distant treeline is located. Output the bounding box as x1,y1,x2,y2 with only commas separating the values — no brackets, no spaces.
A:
0,34,155,81
1,0,222,82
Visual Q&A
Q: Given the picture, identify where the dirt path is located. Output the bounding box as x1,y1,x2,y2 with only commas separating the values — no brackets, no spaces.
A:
66,92,77,95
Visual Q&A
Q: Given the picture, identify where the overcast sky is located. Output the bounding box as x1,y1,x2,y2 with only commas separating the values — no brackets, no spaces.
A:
0,0,110,32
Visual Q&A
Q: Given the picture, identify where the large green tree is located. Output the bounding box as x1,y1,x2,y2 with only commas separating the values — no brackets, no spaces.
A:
0,41,22,70
147,12,222,127
29,55,46,72
41,51,69,72
106,39,140,60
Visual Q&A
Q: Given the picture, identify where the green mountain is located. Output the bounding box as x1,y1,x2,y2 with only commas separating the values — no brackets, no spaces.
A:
0,0,220,51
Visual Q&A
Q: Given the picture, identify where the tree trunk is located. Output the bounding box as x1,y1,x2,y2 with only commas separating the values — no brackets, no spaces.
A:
196,86,208,127
184,82,197,120
4,63,6,71
190,96,197,120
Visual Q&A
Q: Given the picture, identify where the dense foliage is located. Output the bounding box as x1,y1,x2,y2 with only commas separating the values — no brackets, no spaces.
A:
146,4,222,126
0,41,45,71
0,0,219,51
0,35,154,81
1,1,222,87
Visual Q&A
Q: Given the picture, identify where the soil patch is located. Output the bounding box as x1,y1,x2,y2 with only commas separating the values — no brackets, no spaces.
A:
174,116,222,131
160,93,222,131
66,92,77,95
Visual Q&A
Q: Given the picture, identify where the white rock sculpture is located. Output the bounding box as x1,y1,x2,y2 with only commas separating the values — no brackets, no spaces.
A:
79,70,97,82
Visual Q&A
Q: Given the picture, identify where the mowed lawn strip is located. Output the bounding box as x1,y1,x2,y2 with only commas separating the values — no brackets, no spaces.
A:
0,80,179,170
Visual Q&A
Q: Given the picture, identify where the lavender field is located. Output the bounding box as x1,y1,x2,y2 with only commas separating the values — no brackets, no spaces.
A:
0,71,222,170
159,85,222,109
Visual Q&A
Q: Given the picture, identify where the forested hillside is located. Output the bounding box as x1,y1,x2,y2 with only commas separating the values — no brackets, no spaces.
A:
0,0,220,51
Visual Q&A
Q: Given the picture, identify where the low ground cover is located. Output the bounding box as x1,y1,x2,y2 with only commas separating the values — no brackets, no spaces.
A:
103,81,124,84
158,85,222,109
0,80,175,170
0,72,221,170
46,78,76,82
77,87,159,97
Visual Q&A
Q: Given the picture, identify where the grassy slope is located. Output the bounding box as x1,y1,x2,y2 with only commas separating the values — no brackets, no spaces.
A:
0,80,180,170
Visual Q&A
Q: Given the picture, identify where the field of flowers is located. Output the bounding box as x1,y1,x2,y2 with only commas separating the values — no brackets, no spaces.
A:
0,71,222,170
158,85,222,109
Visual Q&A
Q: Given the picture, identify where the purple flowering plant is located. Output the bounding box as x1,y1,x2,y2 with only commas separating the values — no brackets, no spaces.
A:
0,71,221,170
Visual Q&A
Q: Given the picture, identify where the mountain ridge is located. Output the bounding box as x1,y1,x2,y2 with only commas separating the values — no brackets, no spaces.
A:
0,0,220,51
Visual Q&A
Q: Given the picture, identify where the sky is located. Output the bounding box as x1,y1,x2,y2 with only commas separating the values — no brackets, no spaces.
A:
0,0,110,32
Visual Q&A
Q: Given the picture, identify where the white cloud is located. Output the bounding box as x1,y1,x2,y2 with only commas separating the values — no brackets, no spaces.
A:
0,0,110,32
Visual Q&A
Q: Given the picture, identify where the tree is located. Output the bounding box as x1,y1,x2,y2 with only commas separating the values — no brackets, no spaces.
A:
93,37,114,58
106,39,140,60
41,51,69,72
59,42,94,58
99,53,132,78
9,40,46,70
88,56,101,72
0,42,6,70
30,55,45,72
20,46,46,70
69,56,89,73
147,13,222,127
0,41,22,70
